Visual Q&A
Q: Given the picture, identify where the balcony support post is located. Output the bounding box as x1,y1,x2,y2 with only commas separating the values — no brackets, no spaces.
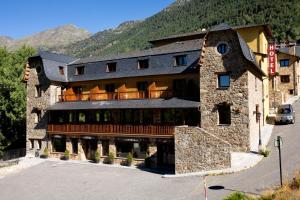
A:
97,139,103,157
109,138,116,157
66,137,73,154
78,138,86,161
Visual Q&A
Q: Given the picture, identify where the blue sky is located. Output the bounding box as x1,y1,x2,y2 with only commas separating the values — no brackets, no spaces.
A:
0,0,175,39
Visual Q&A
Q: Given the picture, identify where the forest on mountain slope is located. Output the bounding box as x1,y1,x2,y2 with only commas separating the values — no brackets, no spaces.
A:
58,0,300,58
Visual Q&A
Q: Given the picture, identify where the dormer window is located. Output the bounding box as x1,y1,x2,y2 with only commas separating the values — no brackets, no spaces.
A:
174,55,187,66
106,62,116,72
217,43,228,55
75,66,84,75
138,59,149,69
59,66,64,75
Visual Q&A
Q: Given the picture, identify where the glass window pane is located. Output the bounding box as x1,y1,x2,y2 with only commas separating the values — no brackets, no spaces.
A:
218,75,230,87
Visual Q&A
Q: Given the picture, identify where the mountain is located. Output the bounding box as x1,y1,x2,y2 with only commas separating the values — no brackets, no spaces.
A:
0,36,14,47
0,24,91,50
58,0,300,58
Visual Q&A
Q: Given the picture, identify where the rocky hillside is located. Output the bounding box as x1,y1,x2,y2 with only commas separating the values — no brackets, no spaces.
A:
59,0,300,58
0,24,91,50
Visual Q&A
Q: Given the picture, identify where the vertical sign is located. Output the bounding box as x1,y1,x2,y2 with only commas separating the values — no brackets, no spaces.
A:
268,43,276,76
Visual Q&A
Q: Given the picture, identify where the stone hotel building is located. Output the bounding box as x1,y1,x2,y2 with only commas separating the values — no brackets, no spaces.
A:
24,24,270,174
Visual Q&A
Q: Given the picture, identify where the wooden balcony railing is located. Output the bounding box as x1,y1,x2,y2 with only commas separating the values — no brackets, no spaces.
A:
59,90,174,102
47,124,175,137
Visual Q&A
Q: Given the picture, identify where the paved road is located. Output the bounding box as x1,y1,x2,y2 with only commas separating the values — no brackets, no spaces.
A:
206,99,300,199
0,100,300,200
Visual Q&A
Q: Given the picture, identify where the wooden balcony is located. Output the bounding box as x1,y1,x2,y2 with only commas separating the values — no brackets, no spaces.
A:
59,90,174,102
47,124,175,138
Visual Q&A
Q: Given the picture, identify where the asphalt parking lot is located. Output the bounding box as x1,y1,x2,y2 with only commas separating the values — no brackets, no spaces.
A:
0,161,204,200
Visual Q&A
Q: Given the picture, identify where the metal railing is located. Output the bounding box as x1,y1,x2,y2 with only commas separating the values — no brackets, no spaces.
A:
0,148,26,161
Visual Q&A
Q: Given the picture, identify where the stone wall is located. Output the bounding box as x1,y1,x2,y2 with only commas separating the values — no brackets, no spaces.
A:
247,72,263,151
269,52,300,108
200,29,258,152
175,126,231,174
26,58,59,154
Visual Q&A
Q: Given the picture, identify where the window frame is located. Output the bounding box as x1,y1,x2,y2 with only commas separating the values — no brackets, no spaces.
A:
138,59,149,69
280,75,290,83
174,55,188,67
217,103,231,125
217,43,229,55
217,73,230,89
106,62,117,72
59,66,65,75
75,66,85,75
279,59,289,67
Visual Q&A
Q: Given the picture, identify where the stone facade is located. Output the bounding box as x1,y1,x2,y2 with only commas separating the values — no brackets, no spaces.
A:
175,126,231,174
269,52,300,108
200,29,263,152
25,58,60,155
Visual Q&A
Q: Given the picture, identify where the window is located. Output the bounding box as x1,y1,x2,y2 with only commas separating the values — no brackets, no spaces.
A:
78,112,86,123
71,138,78,154
173,79,186,97
218,74,230,88
218,103,231,125
102,140,109,156
106,62,116,72
52,137,66,153
138,59,149,69
35,85,42,97
68,112,76,123
280,59,289,67
75,66,84,75
105,84,115,93
36,66,42,74
103,111,111,123
281,75,290,83
174,55,187,66
137,82,148,98
217,43,228,55
59,66,64,75
289,89,294,95
34,110,42,123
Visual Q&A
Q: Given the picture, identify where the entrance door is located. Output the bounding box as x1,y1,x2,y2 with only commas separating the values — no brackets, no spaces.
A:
82,139,97,160
157,142,175,168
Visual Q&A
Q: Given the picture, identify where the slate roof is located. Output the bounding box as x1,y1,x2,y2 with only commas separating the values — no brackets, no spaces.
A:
277,47,300,59
47,98,200,110
28,51,77,82
149,24,272,45
72,39,203,65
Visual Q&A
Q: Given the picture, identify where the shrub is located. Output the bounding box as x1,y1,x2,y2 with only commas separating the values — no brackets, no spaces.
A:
108,152,115,164
40,147,49,159
94,151,100,163
260,149,270,157
61,150,70,160
126,152,133,166
223,192,253,200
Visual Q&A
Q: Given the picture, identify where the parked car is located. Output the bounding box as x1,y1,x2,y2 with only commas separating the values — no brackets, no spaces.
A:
275,104,295,124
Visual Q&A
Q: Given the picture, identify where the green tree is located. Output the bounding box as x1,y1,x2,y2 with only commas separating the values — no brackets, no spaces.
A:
0,46,36,154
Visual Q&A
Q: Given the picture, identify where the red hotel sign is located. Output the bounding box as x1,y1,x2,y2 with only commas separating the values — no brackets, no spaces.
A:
268,43,276,76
